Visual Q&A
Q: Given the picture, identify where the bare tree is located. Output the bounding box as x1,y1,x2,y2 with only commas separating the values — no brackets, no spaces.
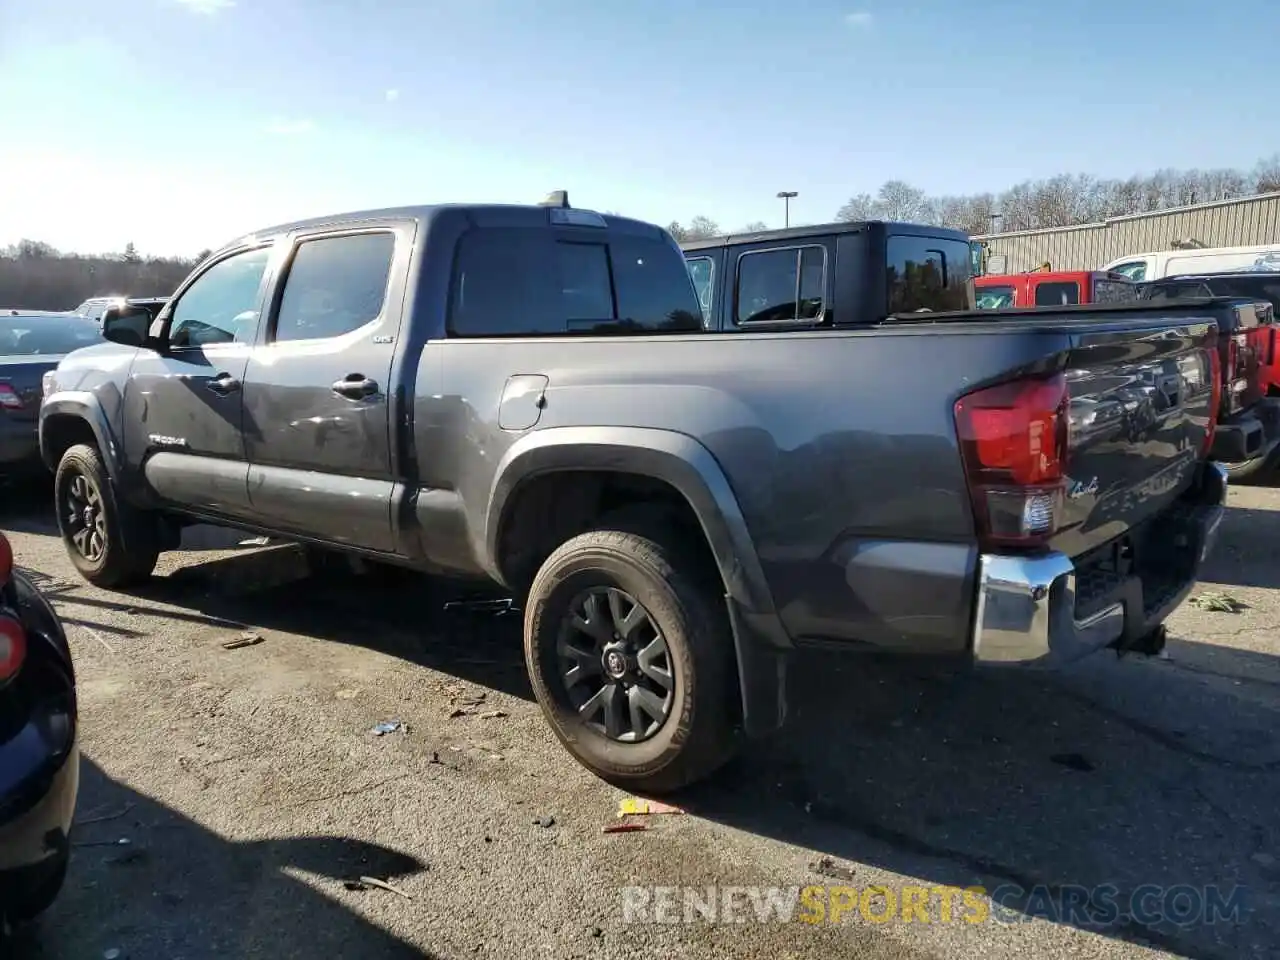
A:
1254,155,1280,193
836,193,877,222
687,216,720,239
668,217,721,242
876,181,934,222
837,182,934,223
15,239,58,260
827,154,1280,235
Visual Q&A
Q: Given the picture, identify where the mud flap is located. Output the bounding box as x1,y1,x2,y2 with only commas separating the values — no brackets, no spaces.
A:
725,597,789,737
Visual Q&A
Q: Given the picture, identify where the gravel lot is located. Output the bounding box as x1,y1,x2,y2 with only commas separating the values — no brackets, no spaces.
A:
5,478,1280,960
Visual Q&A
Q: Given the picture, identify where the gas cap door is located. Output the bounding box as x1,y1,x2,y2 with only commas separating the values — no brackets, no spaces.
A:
498,374,549,431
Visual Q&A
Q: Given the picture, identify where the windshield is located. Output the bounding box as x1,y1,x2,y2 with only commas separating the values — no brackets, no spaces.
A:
975,285,1016,309
0,314,103,356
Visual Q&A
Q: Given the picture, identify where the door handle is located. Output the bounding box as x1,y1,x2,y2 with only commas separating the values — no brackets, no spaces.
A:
206,373,241,396
331,375,379,399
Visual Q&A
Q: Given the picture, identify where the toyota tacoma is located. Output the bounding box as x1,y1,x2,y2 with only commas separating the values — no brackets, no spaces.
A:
41,197,1229,792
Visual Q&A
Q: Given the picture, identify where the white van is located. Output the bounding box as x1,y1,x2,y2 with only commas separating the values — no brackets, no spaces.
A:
1102,244,1280,281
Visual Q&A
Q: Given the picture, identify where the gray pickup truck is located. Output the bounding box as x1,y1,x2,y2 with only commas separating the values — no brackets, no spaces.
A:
40,194,1229,792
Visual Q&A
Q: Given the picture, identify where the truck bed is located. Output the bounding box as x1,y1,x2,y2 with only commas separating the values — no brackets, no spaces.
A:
426,300,1222,658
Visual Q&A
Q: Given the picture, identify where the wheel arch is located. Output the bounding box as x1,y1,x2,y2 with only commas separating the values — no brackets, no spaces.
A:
485,426,776,618
40,395,122,482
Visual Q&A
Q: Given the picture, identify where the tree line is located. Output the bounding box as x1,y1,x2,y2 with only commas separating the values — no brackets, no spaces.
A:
12,152,1280,296
667,217,768,242
0,240,207,311
672,154,1280,241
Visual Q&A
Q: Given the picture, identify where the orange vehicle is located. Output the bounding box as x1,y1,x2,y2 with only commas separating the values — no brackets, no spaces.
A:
974,270,1137,309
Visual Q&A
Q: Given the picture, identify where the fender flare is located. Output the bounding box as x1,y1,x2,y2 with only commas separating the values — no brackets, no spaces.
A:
39,394,123,483
485,426,777,619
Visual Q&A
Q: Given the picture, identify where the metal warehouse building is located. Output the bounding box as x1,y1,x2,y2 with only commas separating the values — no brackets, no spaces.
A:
973,192,1280,274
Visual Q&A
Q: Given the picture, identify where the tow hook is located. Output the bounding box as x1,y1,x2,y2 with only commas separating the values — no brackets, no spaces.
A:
1112,624,1168,659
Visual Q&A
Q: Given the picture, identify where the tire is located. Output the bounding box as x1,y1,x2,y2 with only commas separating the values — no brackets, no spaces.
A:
524,527,739,794
54,444,159,588
6,852,68,924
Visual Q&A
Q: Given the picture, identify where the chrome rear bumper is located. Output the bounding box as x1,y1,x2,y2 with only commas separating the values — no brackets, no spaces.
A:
972,462,1228,664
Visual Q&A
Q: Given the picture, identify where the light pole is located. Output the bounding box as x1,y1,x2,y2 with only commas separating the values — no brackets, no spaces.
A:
776,191,798,228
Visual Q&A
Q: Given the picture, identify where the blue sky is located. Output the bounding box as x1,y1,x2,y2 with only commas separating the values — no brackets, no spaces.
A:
3,0,1279,256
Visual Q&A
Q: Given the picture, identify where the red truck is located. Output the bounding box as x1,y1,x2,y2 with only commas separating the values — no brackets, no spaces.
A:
975,270,1137,309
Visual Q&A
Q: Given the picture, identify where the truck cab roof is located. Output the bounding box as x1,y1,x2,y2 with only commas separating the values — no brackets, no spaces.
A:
219,199,667,257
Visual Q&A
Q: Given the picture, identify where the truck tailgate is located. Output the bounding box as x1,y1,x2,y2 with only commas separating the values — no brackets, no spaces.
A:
1048,320,1218,560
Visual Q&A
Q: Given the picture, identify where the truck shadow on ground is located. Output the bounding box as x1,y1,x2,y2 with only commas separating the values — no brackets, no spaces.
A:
77,543,1280,960
7,758,432,959
5,486,1279,959
1196,504,1280,589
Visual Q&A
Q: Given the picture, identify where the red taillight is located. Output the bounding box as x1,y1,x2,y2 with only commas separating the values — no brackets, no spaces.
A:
0,615,25,682
1225,331,1250,415
955,373,1069,548
0,383,22,410
0,534,22,682
1205,346,1222,456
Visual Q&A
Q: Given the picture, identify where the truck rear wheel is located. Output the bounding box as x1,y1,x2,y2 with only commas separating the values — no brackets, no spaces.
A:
54,443,159,588
523,527,738,794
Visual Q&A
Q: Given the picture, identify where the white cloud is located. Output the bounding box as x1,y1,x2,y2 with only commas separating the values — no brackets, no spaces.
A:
173,0,237,14
845,11,873,27
266,118,316,135
385,88,400,103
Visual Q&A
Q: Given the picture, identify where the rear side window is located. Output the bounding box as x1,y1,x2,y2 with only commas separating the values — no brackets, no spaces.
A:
449,228,702,337
274,233,396,342
1034,281,1080,306
735,246,826,325
686,256,714,323
886,236,970,313
610,234,704,332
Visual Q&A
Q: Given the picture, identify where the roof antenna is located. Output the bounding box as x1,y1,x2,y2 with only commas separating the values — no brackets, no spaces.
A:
539,190,570,208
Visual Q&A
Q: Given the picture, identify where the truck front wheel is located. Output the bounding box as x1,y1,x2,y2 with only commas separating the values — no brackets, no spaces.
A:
54,443,160,588
523,527,738,794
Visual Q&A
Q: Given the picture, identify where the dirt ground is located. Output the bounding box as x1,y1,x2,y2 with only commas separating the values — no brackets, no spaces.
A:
4,478,1280,960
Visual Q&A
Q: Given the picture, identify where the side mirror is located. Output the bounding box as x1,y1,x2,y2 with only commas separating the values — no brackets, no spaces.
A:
101,304,152,348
